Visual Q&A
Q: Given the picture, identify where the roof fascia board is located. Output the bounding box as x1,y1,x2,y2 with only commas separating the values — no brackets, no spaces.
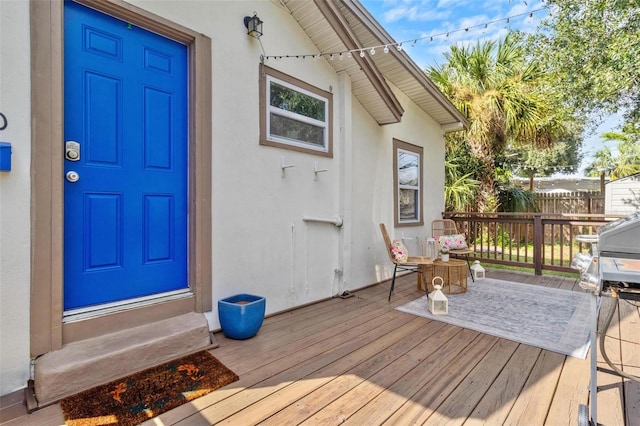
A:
313,0,404,124
342,0,468,129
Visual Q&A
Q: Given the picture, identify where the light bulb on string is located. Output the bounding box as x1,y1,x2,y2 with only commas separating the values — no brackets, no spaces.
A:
261,7,547,63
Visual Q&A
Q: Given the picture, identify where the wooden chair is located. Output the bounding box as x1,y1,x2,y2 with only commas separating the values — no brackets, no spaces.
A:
432,219,475,282
380,223,433,301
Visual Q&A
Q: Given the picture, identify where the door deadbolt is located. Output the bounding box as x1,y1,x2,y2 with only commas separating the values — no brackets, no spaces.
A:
65,141,80,161
66,171,80,182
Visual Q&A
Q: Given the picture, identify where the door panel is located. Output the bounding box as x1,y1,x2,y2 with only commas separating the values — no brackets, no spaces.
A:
64,1,188,310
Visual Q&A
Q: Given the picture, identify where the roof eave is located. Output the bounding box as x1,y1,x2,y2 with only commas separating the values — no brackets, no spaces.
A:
314,0,404,124
340,0,469,129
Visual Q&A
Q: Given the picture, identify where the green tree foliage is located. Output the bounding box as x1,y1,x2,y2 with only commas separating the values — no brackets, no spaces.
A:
496,185,537,213
501,132,583,180
429,32,573,212
533,0,640,130
585,125,640,179
444,140,480,211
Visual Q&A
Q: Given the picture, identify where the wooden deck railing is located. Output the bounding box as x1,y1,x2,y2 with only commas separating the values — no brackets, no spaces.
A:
443,212,624,275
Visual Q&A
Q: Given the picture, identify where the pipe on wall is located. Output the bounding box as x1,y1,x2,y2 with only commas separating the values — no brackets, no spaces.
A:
302,216,343,228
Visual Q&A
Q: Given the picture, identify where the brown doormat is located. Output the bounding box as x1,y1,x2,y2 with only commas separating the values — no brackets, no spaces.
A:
60,351,238,426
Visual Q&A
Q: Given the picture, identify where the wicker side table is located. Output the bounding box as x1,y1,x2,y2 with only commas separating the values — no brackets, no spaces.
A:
419,259,468,294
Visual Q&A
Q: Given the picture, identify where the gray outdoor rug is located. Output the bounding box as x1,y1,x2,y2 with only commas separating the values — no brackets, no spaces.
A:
396,278,593,359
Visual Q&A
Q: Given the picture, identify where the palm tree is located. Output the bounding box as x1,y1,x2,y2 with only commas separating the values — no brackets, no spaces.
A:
444,154,479,212
429,33,561,211
585,129,640,180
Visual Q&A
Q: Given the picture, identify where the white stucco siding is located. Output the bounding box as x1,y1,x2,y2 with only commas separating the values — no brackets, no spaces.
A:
208,6,344,317
0,0,450,397
64,0,446,325
349,83,445,290
0,0,32,396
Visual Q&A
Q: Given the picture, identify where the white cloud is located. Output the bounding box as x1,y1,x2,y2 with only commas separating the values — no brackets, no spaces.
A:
362,0,549,68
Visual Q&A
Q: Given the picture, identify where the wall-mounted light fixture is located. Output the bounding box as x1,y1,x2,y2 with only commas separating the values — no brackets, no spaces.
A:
243,13,263,39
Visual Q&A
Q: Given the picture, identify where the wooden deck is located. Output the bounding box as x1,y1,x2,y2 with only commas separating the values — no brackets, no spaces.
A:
3,269,639,425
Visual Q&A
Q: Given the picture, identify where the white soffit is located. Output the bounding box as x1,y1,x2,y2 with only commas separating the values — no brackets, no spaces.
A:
284,0,402,125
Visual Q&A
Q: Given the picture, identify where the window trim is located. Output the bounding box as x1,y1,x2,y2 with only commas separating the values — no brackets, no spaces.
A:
393,138,424,227
260,64,333,158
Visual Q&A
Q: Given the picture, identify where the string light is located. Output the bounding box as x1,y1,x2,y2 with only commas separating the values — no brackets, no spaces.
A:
262,7,546,62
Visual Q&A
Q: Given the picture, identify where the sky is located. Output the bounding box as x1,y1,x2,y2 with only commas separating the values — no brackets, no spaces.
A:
358,0,621,175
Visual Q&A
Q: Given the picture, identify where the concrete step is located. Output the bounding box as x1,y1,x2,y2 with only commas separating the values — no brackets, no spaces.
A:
33,312,214,407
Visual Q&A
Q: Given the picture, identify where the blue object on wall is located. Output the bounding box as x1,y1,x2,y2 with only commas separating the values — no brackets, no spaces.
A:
0,142,11,171
218,294,266,340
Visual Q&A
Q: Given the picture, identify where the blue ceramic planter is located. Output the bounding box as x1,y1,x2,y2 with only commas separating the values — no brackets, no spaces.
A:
218,294,266,340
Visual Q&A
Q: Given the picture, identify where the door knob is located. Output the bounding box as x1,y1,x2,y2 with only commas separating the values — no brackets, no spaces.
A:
66,171,80,182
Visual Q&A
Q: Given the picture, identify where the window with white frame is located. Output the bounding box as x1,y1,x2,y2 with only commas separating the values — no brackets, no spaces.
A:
393,139,424,226
260,65,333,157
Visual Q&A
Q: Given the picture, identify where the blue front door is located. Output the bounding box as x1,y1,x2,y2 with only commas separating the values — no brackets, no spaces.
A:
63,1,188,310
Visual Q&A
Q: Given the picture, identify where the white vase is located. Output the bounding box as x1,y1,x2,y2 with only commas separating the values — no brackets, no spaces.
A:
441,254,449,262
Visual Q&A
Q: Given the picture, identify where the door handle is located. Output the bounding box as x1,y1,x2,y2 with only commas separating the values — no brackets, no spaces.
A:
66,171,80,182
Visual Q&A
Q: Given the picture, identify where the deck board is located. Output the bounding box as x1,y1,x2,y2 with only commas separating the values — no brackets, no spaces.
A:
619,299,640,426
3,268,638,426
299,326,474,425
596,296,626,426
424,338,520,425
544,352,590,425
255,319,442,425
466,345,543,425
502,349,566,425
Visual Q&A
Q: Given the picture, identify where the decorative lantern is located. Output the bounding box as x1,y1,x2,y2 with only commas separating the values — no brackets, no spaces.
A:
428,277,448,315
470,260,485,280
243,13,263,39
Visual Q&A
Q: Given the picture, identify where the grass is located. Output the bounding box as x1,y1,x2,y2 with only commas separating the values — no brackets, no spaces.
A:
485,263,579,278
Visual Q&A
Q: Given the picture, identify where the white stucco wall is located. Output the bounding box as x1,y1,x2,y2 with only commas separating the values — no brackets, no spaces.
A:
0,0,447,397
349,85,445,290
0,0,32,396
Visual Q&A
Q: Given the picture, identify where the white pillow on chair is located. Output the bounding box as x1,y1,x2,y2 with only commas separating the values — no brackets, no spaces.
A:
389,239,408,262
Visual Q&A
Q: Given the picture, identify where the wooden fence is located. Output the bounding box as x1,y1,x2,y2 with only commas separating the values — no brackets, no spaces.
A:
535,191,604,215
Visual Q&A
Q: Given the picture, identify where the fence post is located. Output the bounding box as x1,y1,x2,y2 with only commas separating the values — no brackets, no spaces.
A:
533,214,542,275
